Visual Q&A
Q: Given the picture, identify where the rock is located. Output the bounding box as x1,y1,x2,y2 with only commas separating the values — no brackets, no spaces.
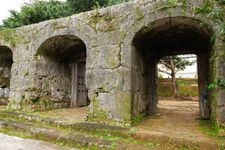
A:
4,88,9,98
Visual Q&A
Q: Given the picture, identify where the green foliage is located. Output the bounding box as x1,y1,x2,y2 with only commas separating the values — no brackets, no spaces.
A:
0,28,21,47
195,0,213,14
216,0,225,4
166,0,180,6
177,80,190,86
67,0,128,13
2,0,73,28
208,79,225,90
128,127,137,135
1,0,129,29
195,0,225,37
131,114,145,125
160,56,195,73
199,120,219,137
199,120,225,149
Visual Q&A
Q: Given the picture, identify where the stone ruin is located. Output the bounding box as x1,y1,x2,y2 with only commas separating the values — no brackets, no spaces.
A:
0,0,224,127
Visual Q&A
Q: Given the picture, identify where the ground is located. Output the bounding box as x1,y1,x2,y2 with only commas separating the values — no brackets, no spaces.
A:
31,98,207,143
0,133,76,150
32,107,87,124
136,98,216,149
138,98,202,139
0,97,223,149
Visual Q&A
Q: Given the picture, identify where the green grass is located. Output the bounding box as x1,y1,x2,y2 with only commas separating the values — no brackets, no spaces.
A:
158,78,198,97
199,120,225,150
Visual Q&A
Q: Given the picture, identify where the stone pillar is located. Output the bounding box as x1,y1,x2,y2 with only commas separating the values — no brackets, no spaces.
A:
217,58,225,127
147,57,157,115
197,53,210,119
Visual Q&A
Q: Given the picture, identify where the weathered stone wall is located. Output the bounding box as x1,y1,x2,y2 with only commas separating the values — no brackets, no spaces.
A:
0,0,224,127
23,57,71,111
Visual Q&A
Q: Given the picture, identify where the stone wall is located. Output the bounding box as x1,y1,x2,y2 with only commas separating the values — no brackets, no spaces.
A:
0,0,224,127
131,46,148,117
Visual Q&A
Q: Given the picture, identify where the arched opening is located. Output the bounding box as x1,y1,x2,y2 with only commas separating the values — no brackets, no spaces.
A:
0,46,13,105
37,35,88,109
131,17,212,121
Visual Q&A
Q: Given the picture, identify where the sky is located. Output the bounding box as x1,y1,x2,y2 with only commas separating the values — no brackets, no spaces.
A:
158,55,197,78
0,0,31,24
0,0,65,24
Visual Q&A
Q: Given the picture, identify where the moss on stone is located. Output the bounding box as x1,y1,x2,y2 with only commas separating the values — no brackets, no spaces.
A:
135,7,144,21
87,92,132,127
0,29,22,47
88,12,116,31
131,113,146,125
105,47,121,69
20,95,56,112
87,96,109,123
114,91,132,126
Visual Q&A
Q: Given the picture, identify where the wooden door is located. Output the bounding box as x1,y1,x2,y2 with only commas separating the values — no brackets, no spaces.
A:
71,62,87,107
77,62,87,106
71,63,78,107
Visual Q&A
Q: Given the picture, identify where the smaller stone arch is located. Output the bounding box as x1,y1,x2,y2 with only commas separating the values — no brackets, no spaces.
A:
32,19,95,55
0,45,13,105
33,35,88,110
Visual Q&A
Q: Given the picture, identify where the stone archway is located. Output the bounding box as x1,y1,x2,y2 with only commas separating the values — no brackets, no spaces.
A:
0,46,13,105
131,17,213,120
36,35,88,110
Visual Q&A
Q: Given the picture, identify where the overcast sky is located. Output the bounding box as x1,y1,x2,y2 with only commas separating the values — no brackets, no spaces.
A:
0,0,30,24
0,0,64,24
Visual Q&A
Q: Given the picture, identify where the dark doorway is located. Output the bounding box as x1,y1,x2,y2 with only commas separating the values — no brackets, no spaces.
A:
0,46,13,105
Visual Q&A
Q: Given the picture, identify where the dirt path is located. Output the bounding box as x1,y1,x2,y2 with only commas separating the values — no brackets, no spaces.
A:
136,98,216,149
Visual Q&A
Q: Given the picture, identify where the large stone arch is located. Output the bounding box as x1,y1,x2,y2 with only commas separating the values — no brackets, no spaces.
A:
122,2,224,124
121,3,224,126
131,16,212,114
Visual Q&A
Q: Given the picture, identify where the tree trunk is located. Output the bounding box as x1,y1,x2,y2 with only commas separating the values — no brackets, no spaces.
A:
170,56,177,96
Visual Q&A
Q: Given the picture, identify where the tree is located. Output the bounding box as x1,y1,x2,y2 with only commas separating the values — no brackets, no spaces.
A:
2,0,73,28
67,0,129,13
158,55,196,96
1,0,129,29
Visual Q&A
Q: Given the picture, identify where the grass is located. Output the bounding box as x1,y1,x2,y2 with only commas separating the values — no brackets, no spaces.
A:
199,120,225,150
158,78,198,97
0,113,158,149
0,110,205,150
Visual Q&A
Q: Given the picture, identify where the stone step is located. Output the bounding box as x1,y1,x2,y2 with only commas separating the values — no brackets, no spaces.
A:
0,120,113,149
0,110,218,149
0,119,160,149
0,110,127,133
